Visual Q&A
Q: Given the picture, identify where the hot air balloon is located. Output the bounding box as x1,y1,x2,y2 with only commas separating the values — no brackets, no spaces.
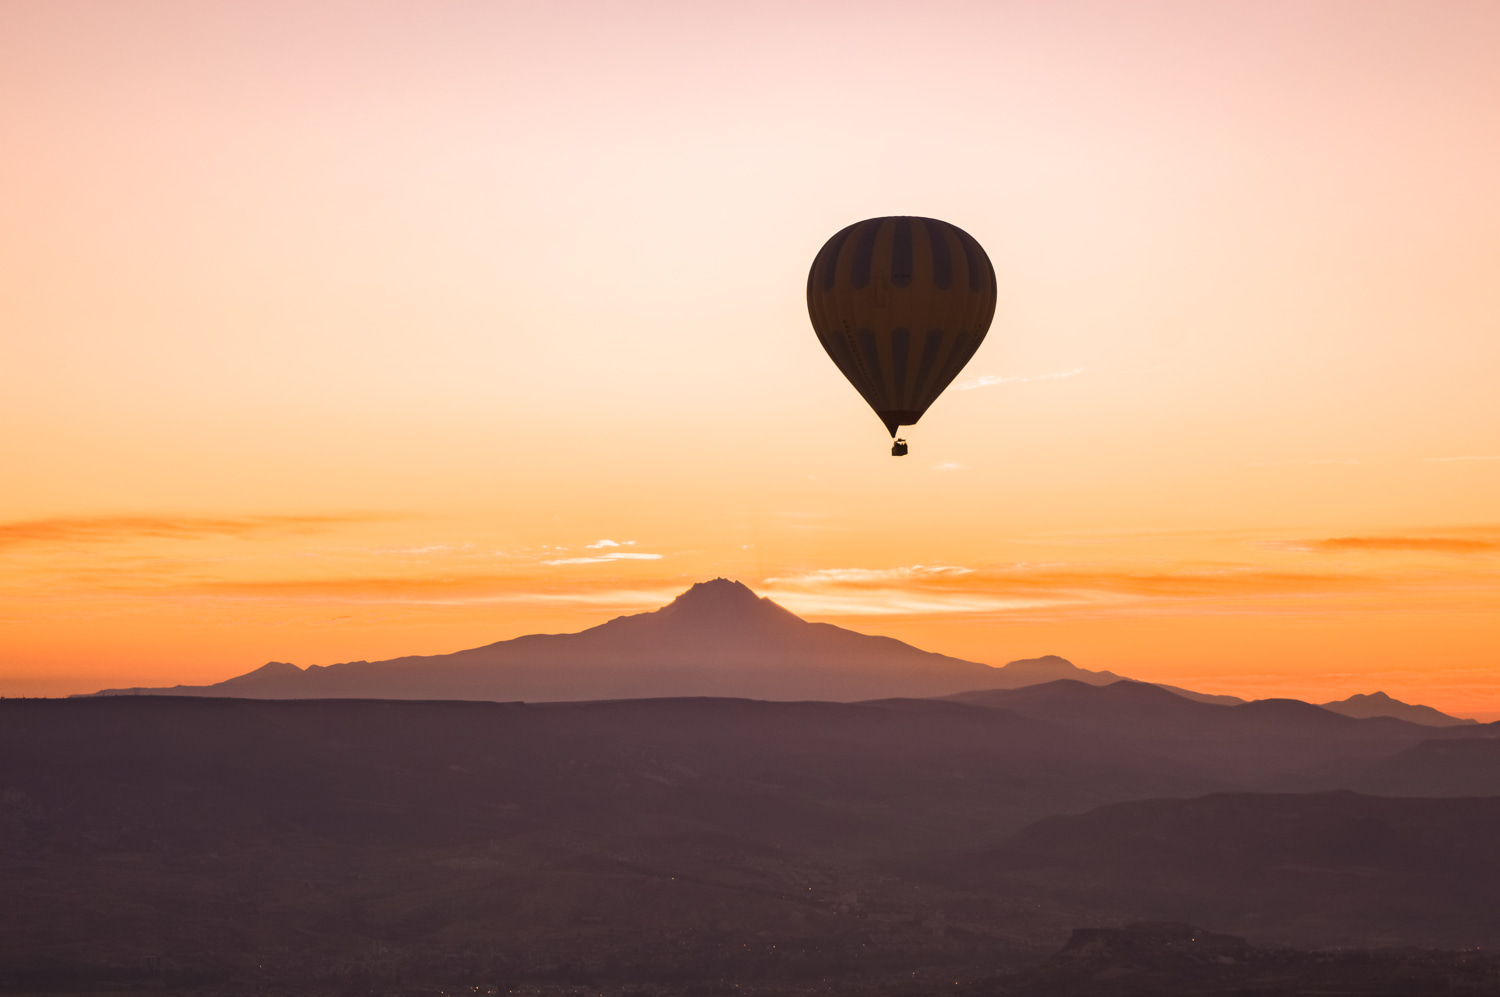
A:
806,216,996,455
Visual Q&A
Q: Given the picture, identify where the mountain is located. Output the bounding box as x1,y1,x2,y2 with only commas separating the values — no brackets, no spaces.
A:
968,655,1246,705
77,580,1459,722
937,679,1493,785
974,653,1128,687
943,678,1431,740
1151,683,1246,706
84,579,1019,702
80,581,1243,705
1321,690,1477,726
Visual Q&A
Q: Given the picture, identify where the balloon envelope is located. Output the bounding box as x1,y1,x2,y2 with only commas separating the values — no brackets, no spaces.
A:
806,216,996,436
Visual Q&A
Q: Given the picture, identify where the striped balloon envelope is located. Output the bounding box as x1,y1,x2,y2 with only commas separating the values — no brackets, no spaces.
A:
806,216,996,449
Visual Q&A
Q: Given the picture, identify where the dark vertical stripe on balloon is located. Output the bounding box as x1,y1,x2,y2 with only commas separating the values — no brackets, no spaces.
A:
820,330,855,382
957,231,983,292
891,218,913,287
914,328,944,397
891,328,910,403
840,329,871,391
857,329,886,406
930,331,973,401
925,219,952,289
817,223,857,292
850,220,880,289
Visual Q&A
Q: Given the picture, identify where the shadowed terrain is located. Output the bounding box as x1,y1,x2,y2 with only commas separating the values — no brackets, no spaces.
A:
0,695,1209,993
4,692,1500,994
944,791,1500,949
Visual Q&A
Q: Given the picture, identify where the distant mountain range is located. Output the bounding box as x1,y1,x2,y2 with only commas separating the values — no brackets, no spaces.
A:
1321,689,1478,726
935,678,1494,787
87,579,1005,702
81,578,1476,726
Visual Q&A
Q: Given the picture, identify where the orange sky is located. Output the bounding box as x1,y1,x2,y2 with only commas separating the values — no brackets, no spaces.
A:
3,1,1498,717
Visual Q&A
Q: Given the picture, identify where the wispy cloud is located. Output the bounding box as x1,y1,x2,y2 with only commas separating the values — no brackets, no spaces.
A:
930,462,967,472
584,539,638,548
768,590,1055,616
543,552,663,565
157,573,681,608
1246,458,1361,467
369,544,463,555
1276,536,1500,555
1424,455,1500,463
768,565,973,586
956,368,1085,391
0,514,388,548
759,559,1399,619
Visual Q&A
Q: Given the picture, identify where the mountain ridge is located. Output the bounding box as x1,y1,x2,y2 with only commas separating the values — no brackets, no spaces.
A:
78,579,1479,725
1321,689,1477,726
83,579,1012,702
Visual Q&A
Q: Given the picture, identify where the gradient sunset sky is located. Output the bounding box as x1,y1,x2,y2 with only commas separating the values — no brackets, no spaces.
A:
4,1,1498,715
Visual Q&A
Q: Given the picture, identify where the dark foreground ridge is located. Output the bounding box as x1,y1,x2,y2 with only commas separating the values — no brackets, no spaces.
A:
4,695,1500,995
1014,922,1500,996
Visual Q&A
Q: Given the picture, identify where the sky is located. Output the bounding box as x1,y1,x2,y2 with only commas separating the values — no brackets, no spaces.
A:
3,0,1498,716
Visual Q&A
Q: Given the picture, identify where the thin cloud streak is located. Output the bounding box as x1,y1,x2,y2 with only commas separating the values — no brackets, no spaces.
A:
1246,458,1362,467
956,368,1085,391
50,560,1390,613
1280,536,1500,554
764,562,1393,616
544,552,663,565
0,514,392,548
768,565,974,585
153,573,680,608
767,589,1059,617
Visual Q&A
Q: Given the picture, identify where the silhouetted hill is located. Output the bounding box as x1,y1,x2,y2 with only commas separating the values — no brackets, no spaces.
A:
1321,690,1478,726
961,655,1247,705
6,697,1499,993
83,579,1021,702
959,791,1500,949
974,654,1127,687
1348,735,1500,796
0,695,1222,991
936,680,1493,786
2,694,1228,857
948,680,1426,737
946,679,1217,731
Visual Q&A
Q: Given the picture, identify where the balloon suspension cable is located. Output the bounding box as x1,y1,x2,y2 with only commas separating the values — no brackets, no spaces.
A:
891,438,908,457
